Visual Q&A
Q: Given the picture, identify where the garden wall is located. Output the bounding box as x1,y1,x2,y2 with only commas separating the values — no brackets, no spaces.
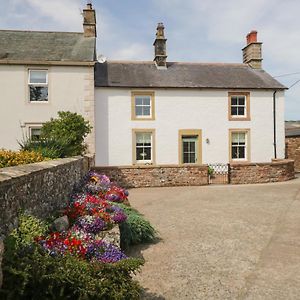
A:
230,159,295,184
93,165,209,188
286,136,300,172
0,156,94,238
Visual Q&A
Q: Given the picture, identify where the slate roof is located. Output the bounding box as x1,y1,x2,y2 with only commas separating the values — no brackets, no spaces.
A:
95,61,286,90
286,128,300,137
0,30,95,63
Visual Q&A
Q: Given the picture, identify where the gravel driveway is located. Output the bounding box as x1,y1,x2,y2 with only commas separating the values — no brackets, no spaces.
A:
128,177,300,300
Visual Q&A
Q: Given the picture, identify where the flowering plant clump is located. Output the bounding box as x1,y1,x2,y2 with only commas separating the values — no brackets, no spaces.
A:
36,229,127,263
82,171,129,203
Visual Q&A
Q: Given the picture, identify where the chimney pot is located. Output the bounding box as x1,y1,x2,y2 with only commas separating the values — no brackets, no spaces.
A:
242,30,262,69
247,30,258,44
87,3,93,10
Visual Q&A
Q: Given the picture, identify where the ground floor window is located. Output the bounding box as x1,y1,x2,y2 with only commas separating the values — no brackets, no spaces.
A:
133,129,155,164
30,127,42,141
179,130,202,164
230,129,250,161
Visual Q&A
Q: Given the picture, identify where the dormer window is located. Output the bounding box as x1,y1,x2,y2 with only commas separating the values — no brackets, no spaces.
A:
131,92,155,120
28,70,48,102
228,92,250,121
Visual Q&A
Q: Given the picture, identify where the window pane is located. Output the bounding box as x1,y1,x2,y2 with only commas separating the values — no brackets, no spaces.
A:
142,97,151,106
232,146,238,159
190,141,195,152
231,97,238,105
135,106,143,116
190,153,196,163
231,107,238,116
30,86,48,101
144,147,151,160
238,107,245,115
135,97,143,105
183,153,189,163
29,70,47,84
232,133,239,143
183,142,189,152
238,96,245,105
31,128,42,141
143,106,151,116
238,133,246,143
136,148,144,160
238,146,245,158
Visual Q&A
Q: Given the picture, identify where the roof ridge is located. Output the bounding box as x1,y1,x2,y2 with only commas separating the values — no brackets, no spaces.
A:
105,60,247,67
0,29,83,34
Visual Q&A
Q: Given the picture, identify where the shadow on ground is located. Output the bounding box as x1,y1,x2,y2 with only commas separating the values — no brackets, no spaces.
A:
140,289,166,300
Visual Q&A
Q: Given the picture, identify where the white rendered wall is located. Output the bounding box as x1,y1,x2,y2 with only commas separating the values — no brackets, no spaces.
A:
0,65,92,150
95,88,285,166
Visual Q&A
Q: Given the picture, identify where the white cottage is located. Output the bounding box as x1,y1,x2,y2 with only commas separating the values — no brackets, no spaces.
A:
94,25,286,167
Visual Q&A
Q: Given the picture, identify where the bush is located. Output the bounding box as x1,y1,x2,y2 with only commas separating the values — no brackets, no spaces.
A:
1,214,143,300
19,111,92,158
113,203,157,249
0,149,44,168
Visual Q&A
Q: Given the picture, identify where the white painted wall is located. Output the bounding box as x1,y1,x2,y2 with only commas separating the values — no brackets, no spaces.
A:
0,65,92,150
95,88,285,166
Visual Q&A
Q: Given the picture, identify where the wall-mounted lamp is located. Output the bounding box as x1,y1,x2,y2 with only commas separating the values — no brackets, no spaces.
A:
206,138,210,144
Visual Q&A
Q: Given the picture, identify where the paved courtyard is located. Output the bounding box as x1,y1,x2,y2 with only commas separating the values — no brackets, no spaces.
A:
129,177,300,300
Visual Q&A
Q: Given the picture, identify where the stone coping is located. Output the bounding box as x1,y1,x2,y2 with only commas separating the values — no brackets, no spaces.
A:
230,159,294,167
0,155,94,183
94,164,208,170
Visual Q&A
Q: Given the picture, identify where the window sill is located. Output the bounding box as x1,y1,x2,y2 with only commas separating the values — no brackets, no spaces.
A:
229,116,251,121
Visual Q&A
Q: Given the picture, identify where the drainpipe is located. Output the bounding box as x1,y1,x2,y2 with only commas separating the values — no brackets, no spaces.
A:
273,90,277,159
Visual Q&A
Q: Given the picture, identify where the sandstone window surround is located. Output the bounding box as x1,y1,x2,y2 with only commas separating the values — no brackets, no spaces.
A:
228,92,250,121
131,91,155,120
132,129,156,165
28,69,49,102
229,129,251,162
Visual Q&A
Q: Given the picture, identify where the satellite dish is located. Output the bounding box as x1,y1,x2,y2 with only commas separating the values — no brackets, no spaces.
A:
97,54,107,63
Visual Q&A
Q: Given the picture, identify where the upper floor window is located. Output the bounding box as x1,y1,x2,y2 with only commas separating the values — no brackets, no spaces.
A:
28,70,48,102
228,92,250,121
131,92,155,120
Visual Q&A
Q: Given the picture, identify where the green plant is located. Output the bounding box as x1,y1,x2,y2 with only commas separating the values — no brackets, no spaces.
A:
208,166,214,176
1,214,143,300
19,111,92,158
113,203,157,249
41,111,92,157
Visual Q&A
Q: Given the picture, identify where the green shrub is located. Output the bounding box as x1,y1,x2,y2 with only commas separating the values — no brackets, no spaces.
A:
1,214,143,300
113,203,157,249
19,111,92,158
0,149,45,168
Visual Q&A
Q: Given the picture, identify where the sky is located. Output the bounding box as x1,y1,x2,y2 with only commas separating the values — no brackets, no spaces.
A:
0,0,299,120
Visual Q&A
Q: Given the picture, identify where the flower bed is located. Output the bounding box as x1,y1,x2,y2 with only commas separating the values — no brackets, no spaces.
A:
1,171,149,299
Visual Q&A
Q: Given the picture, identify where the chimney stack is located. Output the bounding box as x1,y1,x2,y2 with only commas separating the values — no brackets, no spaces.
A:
153,23,167,68
242,30,262,69
83,3,97,38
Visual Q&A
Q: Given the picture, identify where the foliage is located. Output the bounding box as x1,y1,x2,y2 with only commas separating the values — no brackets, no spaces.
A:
19,111,92,158
114,203,157,249
0,149,44,168
1,214,143,300
19,139,65,159
208,166,214,176
41,111,92,157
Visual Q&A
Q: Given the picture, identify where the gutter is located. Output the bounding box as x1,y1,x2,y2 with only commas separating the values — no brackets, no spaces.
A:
273,90,277,159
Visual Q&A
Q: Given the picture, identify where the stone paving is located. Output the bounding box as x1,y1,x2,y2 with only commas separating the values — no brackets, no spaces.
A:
128,177,300,299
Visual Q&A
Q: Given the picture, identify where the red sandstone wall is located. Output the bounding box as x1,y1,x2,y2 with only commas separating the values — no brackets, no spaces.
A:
286,137,300,172
230,159,295,184
93,165,209,188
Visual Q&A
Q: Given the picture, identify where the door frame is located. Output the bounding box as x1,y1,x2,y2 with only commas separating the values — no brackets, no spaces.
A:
178,129,202,165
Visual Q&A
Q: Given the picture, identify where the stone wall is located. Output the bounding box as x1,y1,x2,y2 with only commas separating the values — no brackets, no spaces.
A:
0,156,94,238
286,136,300,172
230,159,295,184
93,165,209,188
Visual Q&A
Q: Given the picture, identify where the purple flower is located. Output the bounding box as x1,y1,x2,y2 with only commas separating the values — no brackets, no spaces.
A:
76,216,107,234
